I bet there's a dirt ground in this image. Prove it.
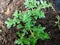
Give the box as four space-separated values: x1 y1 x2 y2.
0 0 60 45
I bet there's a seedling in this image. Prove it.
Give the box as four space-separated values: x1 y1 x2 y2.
5 0 51 45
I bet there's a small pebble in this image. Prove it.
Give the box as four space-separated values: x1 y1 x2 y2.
0 29 2 33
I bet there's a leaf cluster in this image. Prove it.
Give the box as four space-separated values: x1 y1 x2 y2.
5 0 51 45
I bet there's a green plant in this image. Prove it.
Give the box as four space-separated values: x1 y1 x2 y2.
55 15 60 30
5 0 51 45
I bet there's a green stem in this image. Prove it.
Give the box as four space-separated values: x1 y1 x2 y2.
30 30 35 38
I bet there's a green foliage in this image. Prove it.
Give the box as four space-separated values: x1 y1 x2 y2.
24 0 52 9
55 15 60 30
5 0 51 45
5 18 13 28
24 0 37 9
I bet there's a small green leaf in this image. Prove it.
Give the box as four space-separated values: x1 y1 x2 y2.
39 11 45 18
16 32 21 37
17 24 22 29
39 32 50 40
22 29 28 34
5 18 13 28
15 39 22 44
13 10 19 18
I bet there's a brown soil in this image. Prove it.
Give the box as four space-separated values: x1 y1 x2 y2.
0 0 60 45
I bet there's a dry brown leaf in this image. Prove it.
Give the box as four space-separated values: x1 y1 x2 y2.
5 8 10 15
